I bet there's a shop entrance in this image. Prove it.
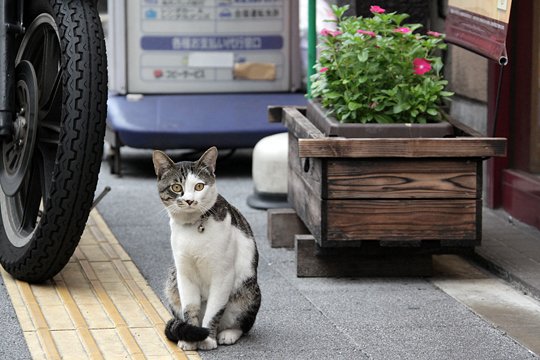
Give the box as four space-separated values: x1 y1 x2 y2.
487 0 540 229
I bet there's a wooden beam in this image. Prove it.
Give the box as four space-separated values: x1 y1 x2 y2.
281 107 325 139
267 208 309 248
326 159 479 199
267 105 307 123
298 137 507 158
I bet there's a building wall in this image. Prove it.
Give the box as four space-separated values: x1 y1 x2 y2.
531 0 540 173
448 47 489 135
430 1 490 135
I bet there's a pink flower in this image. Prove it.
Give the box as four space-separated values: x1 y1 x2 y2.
320 28 332 36
394 27 411 34
320 67 329 73
413 58 431 75
427 31 442 37
357 29 376 37
320 28 342 37
370 5 385 14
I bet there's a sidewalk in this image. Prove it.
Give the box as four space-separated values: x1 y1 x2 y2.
0 210 198 359
94 150 540 359
2 150 539 359
475 208 540 301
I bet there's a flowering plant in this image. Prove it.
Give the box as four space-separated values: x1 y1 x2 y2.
310 5 453 124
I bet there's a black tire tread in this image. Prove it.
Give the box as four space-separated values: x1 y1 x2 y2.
0 0 107 282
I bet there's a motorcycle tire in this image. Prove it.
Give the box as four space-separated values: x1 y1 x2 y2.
0 0 107 282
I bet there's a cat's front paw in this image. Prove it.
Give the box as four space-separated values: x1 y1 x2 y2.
218 329 243 345
198 337 218 351
177 340 198 351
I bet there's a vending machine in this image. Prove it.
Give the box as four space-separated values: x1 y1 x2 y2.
108 0 302 94
105 0 305 175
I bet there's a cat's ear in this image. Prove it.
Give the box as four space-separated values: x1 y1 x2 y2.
197 146 218 174
152 150 175 179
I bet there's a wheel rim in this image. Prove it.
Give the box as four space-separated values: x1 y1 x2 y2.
0 14 62 247
0 60 39 196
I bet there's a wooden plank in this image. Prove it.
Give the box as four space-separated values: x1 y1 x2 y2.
288 134 324 243
282 107 325 139
267 105 306 123
267 208 309 248
325 199 479 242
296 235 432 277
326 159 479 199
288 167 324 243
288 133 324 188
298 137 507 158
267 106 283 123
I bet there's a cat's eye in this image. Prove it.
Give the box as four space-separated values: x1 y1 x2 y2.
170 184 183 193
194 183 205 191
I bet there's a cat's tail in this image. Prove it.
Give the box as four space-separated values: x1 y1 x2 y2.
165 319 210 342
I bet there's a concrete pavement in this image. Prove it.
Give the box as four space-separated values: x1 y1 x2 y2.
0 148 539 359
95 149 538 359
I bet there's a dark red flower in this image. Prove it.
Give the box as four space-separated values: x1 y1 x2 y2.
370 5 385 14
413 58 431 75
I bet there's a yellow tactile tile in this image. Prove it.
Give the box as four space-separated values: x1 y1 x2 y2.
78 303 115 329
79 244 110 262
23 332 46 360
51 330 88 359
0 209 199 360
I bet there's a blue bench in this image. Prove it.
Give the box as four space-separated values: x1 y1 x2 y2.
106 93 307 175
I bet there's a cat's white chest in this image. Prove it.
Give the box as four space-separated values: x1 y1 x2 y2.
170 216 230 250
170 216 234 294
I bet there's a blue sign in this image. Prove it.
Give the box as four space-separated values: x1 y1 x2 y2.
141 35 283 51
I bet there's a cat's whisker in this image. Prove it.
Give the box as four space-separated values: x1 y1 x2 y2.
199 204 218 218
153 206 172 219
165 204 183 217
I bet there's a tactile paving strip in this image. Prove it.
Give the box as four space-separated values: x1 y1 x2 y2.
1 209 200 360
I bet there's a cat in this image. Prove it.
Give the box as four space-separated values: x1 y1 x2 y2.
152 147 261 351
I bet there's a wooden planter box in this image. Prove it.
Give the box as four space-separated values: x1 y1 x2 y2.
306 99 455 139
268 106 507 276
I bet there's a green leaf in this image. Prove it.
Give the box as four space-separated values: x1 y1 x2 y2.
356 76 368 84
393 103 404 114
357 49 369 62
426 108 438 116
309 4 451 123
374 114 393 123
348 102 361 111
325 92 341 99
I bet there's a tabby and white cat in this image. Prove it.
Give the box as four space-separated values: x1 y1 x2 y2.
152 147 261 351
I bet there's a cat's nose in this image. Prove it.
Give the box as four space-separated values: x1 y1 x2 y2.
186 200 194 206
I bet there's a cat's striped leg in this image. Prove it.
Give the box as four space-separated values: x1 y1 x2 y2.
198 276 234 350
176 273 206 350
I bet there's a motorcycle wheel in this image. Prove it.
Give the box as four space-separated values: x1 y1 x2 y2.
0 0 107 282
